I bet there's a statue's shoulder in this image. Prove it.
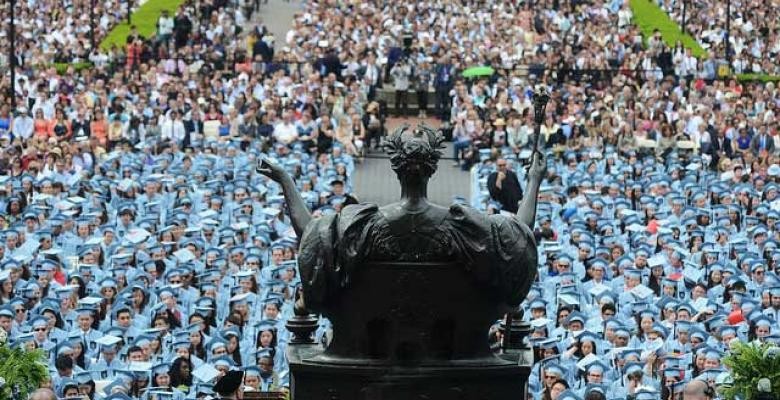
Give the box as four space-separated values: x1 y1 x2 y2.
338 203 380 223
335 203 381 233
303 203 380 243
447 203 534 236
340 202 380 217
446 202 490 223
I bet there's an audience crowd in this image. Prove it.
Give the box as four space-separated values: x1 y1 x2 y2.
0 0 778 399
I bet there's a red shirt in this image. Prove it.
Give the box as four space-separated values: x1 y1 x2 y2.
20 154 39 170
53 268 66 286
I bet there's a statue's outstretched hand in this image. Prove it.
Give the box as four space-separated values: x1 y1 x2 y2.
528 151 547 181
257 157 289 183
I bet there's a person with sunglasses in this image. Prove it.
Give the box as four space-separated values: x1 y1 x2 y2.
30 315 56 352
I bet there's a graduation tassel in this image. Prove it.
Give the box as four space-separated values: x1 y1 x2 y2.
539 366 543 388
651 360 657 381
621 365 627 389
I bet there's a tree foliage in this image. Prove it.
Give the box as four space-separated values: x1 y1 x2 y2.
722 342 780 400
0 339 49 400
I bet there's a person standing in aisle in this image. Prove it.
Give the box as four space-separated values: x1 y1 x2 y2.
391 58 412 118
413 58 433 119
434 55 454 121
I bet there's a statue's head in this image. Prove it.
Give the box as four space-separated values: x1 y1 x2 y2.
385 124 444 180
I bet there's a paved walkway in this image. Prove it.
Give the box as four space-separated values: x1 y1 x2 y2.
246 0 300 51
249 4 472 206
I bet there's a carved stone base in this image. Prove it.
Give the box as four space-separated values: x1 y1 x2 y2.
288 345 530 400
286 313 319 344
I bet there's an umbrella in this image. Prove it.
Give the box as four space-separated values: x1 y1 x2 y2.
461 66 495 78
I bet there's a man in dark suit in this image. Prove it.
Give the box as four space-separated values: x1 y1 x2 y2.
173 8 192 49
751 129 775 157
182 109 204 149
253 30 274 64
487 158 523 214
434 55 454 121
320 48 343 80
708 128 733 170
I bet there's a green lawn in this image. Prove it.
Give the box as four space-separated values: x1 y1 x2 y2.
629 0 707 58
100 0 186 50
53 62 93 74
736 73 780 82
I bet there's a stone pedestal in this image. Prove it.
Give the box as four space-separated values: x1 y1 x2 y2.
288 344 530 400
287 262 532 400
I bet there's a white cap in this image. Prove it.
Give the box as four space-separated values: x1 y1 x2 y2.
768 164 780 177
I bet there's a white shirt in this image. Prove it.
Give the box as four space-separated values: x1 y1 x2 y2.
160 118 186 142
364 63 380 86
391 63 411 91
158 16 174 36
12 115 34 139
273 122 298 144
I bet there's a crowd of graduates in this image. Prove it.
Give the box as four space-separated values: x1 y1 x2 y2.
0 100 357 398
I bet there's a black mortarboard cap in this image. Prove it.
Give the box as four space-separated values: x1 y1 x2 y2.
213 369 244 395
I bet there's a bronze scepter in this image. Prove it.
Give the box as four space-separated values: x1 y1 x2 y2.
532 88 550 156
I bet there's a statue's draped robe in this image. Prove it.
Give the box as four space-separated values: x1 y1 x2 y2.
298 203 538 312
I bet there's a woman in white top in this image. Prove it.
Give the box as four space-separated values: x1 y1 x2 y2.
335 115 358 156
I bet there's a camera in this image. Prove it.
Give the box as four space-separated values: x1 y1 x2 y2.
402 32 413 49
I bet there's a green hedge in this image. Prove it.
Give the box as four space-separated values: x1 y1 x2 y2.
100 0 187 50
629 0 707 58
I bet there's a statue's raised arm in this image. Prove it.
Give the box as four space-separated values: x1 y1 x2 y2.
516 88 550 230
517 151 546 229
257 157 312 237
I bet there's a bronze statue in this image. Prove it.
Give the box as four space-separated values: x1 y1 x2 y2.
259 125 545 313
259 104 546 399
